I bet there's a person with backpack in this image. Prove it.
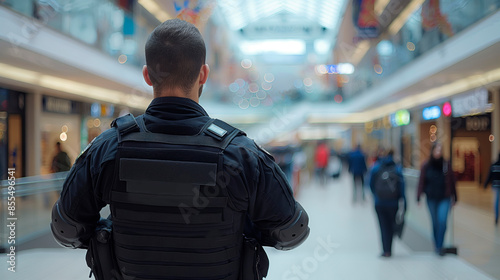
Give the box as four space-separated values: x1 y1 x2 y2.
484 152 500 225
417 142 457 256
370 149 406 257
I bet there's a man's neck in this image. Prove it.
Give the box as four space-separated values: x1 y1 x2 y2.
154 89 198 103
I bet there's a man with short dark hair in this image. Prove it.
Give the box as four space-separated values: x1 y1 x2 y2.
51 19 309 279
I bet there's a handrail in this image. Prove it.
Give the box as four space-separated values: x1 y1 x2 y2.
0 172 69 197
0 172 69 252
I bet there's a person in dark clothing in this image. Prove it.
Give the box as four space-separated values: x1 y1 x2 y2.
484 152 500 225
370 150 406 257
51 142 71 172
50 19 309 280
417 142 457 256
348 144 367 202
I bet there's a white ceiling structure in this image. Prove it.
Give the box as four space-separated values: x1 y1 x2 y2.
217 0 346 31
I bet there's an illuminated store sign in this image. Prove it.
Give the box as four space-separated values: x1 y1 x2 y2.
451 88 488 117
390 110 410 127
422 106 441 120
443 102 452 117
43 96 79 114
91 102 114 118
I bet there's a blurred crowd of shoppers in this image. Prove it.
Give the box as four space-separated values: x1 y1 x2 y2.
268 139 498 258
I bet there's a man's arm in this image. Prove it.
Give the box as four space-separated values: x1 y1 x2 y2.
246 143 310 250
51 132 114 248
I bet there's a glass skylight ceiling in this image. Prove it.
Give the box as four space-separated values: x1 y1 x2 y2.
217 0 347 30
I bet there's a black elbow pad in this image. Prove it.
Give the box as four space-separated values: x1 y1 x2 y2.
50 201 87 248
271 202 310 250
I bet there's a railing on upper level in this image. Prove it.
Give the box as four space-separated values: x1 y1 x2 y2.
344 0 500 99
0 172 68 253
0 0 157 68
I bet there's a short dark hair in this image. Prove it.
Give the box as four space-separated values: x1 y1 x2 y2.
145 19 206 95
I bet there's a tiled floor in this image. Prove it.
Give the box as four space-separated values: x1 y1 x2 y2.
265 173 497 280
0 171 498 280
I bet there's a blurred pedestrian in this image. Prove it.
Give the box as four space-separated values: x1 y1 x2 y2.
370 149 406 257
292 145 307 197
417 142 457 256
51 142 71 172
348 144 367 202
327 149 342 179
484 152 500 225
315 141 330 186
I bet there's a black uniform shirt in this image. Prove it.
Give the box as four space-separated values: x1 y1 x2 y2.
59 96 297 246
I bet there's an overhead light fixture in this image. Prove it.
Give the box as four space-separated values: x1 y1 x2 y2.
314 39 330 55
240 39 306 55
388 0 426 36
0 63 150 110
138 0 171 22
0 63 40 84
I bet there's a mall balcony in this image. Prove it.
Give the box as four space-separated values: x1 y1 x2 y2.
1 0 500 279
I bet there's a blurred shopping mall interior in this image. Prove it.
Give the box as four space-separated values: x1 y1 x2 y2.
1 0 500 279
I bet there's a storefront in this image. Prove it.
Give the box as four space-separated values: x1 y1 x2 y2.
40 95 82 175
81 102 116 150
450 88 492 186
447 88 496 212
0 88 26 179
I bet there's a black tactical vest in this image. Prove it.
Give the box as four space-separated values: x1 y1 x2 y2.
109 114 245 280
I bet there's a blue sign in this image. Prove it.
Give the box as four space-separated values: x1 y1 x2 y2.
327 65 338 74
422 106 441 120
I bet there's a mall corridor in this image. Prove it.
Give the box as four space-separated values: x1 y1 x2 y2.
2 0 500 279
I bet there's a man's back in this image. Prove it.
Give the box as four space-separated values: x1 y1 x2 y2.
52 97 309 279
51 18 309 280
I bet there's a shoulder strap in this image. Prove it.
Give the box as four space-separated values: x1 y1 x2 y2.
120 118 244 151
111 113 140 142
202 119 245 150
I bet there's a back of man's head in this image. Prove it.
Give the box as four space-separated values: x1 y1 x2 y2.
145 19 206 96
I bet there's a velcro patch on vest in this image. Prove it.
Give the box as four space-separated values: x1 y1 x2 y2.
207 124 227 138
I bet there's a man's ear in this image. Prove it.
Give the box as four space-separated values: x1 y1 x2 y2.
142 65 153 86
199 64 210 85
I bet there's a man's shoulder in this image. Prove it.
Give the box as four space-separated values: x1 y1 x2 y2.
227 133 273 160
78 128 118 162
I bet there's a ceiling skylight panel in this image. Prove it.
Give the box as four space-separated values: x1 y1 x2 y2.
260 0 282 18
318 0 344 29
284 0 303 14
305 0 317 22
247 0 259 23
217 0 247 30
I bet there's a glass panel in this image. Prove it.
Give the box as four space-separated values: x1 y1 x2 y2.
0 172 67 251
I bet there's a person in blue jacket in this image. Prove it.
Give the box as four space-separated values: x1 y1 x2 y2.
348 144 368 202
369 149 406 257
484 152 500 225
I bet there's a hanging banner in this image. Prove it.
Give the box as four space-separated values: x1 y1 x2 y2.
174 0 216 28
352 0 378 39
421 0 453 36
